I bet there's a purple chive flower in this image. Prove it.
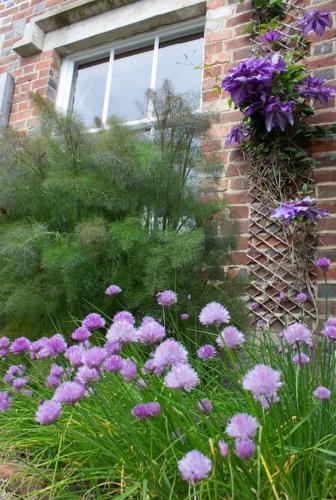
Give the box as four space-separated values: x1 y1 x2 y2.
197 399 213 414
279 291 287 302
178 450 212 483
137 320 165 345
323 318 336 340
0 337 9 357
104 340 121 354
217 326 245 349
294 292 307 303
249 302 260 312
10 336 31 354
235 439 256 460
103 354 123 372
75 366 100 385
0 391 11 412
197 344 216 360
152 339 188 371
12 376 29 391
112 311 135 325
105 284 122 296
271 197 329 225
226 413 259 440
292 352 310 365
180 313 189 321
316 257 331 272
82 347 107 368
199 302 230 326
227 124 249 145
283 322 312 346
313 386 331 400
82 313 106 330
141 316 157 326
132 402 161 420
106 320 137 344
156 290 177 307
54 381 85 404
120 359 137 382
164 364 200 392
298 9 332 37
264 96 295 132
4 364 25 383
44 334 67 357
36 400 61 425
259 30 283 43
243 364 282 405
64 345 84 367
256 319 266 329
297 76 334 105
218 440 229 457
72 326 91 342
46 375 61 388
50 364 64 378
221 56 285 105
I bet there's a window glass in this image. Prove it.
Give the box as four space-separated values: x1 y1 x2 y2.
156 34 204 109
108 46 153 121
72 58 109 128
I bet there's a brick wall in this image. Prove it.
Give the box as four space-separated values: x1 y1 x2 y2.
203 0 336 320
0 0 335 318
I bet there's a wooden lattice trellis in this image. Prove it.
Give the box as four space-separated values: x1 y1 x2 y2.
245 0 319 328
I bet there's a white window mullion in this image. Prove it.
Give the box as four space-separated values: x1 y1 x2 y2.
147 35 159 120
101 48 114 127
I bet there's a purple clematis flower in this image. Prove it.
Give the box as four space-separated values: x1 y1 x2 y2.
298 10 332 37
259 30 283 43
264 96 295 132
297 76 334 105
227 124 249 145
271 197 329 225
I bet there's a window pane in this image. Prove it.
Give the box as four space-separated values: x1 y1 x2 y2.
156 34 204 109
108 46 153 122
72 58 109 128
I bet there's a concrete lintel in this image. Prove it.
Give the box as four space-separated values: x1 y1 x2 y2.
12 23 44 57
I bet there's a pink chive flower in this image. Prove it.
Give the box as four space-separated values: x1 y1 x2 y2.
164 364 200 392
249 302 260 311
294 292 307 303
313 386 331 400
105 284 122 296
137 320 165 345
217 326 245 349
0 337 9 357
36 400 61 425
82 313 106 330
72 326 91 342
156 290 177 307
0 391 11 412
242 364 282 405
103 354 123 372
12 376 29 391
283 322 312 346
226 413 259 440
180 313 189 321
279 291 287 302
141 316 157 326
46 375 61 388
120 359 137 381
104 340 121 354
178 450 212 483
235 439 256 460
292 352 310 365
197 344 216 360
152 339 188 371
106 320 137 344
75 366 100 385
132 402 161 420
50 364 64 378
316 257 331 272
64 345 85 367
44 334 67 357
112 311 135 325
10 337 31 354
199 302 230 326
82 347 107 368
54 381 85 405
218 440 229 457
323 318 336 340
197 399 213 414
3 364 25 383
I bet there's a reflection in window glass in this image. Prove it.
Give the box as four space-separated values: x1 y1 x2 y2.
72 58 109 128
108 46 153 121
156 34 204 109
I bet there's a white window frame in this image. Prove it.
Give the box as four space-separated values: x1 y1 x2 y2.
55 17 205 131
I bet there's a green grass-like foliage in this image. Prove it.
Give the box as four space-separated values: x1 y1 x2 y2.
0 296 335 499
0 87 246 338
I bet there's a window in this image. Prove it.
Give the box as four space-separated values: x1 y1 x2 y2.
57 20 204 130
